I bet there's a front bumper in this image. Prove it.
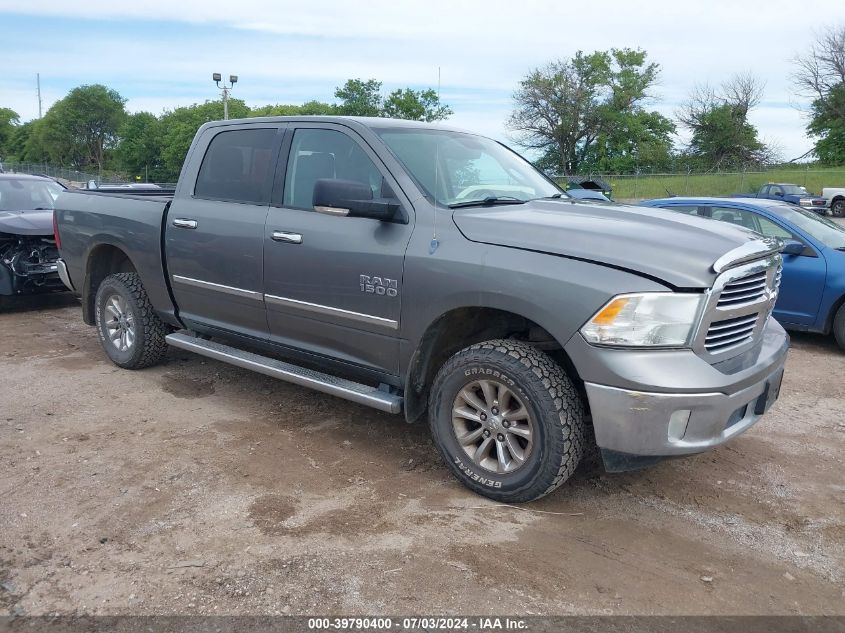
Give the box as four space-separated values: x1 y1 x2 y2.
565 318 789 467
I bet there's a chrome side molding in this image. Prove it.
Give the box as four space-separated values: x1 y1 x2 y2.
172 275 262 300
264 294 399 330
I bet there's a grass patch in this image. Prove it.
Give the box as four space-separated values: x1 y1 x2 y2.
564 167 845 200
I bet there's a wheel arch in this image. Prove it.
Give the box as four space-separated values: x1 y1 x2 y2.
81 242 138 325
823 292 845 335
402 306 584 424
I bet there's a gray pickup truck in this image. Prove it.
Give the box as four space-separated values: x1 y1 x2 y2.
54 117 789 502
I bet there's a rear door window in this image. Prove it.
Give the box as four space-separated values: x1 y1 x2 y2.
194 128 277 204
707 206 794 239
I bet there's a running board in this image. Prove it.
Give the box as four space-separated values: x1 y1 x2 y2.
165 331 403 414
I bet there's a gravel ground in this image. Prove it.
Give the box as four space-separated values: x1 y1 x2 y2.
0 293 843 616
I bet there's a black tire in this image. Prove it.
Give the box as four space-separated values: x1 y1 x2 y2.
833 303 845 351
94 272 169 369
428 339 585 502
832 199 845 218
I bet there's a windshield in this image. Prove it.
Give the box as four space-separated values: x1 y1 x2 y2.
779 185 808 196
769 204 845 249
375 128 563 206
0 178 63 211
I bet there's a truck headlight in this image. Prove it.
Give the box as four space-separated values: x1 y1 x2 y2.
581 293 704 347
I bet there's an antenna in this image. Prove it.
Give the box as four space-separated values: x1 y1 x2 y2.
36 73 42 119
429 66 441 255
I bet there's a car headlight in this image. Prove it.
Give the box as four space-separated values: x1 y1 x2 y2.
581 293 704 347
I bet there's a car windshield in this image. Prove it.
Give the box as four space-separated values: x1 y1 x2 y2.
770 204 845 249
374 128 563 206
0 178 63 211
779 185 808 196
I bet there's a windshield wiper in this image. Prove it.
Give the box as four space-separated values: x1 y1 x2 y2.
448 196 527 209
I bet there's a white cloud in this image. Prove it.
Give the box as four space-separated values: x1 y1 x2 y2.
1 0 839 158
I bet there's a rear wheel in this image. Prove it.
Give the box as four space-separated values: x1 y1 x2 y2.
833 303 845 351
94 272 169 369
428 339 585 502
832 199 845 218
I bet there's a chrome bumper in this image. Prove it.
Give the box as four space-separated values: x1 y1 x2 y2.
57 258 75 291
585 363 784 457
567 318 789 463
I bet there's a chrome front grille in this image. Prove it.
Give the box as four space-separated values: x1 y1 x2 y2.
704 314 759 352
694 254 782 361
717 270 768 307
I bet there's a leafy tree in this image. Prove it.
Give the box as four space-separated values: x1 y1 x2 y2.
508 49 672 175
335 79 383 116
0 107 20 158
794 25 845 164
808 84 845 164
39 84 127 170
334 79 451 121
156 99 249 181
677 73 773 168
115 112 164 181
382 88 453 122
581 110 675 173
250 101 336 117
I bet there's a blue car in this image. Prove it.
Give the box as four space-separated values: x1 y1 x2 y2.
641 197 845 350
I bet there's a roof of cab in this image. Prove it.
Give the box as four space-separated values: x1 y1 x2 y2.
205 115 474 135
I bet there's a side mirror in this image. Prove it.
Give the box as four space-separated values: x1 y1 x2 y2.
781 240 804 256
313 178 399 221
773 191 784 197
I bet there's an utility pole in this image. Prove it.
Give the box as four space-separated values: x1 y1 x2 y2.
212 73 238 120
36 73 42 118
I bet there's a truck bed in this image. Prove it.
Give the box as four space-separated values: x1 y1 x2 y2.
54 189 178 325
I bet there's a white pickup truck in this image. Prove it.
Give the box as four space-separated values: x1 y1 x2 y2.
822 187 845 217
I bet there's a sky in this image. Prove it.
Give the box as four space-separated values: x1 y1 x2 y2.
1 0 842 162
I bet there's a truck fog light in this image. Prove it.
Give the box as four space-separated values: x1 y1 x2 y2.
668 409 691 441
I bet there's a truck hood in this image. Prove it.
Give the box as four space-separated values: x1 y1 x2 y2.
452 199 765 288
0 208 54 236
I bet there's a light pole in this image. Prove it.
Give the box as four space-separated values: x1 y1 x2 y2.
212 73 238 120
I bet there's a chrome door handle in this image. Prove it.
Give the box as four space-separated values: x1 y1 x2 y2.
172 218 198 229
272 231 302 244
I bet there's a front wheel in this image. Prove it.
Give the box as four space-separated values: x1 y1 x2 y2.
428 339 585 502
95 272 169 369
832 199 845 218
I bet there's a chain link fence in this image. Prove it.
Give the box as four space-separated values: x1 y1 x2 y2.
557 166 845 202
0 161 134 186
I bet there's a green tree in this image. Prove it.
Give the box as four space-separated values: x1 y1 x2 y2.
581 110 675 173
508 48 671 175
0 107 20 158
808 84 845 164
39 84 127 170
156 99 250 181
382 88 452 122
678 73 772 168
794 25 845 164
335 79 383 116
116 112 163 181
249 100 336 117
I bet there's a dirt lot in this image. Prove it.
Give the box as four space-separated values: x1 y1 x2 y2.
1 294 843 617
